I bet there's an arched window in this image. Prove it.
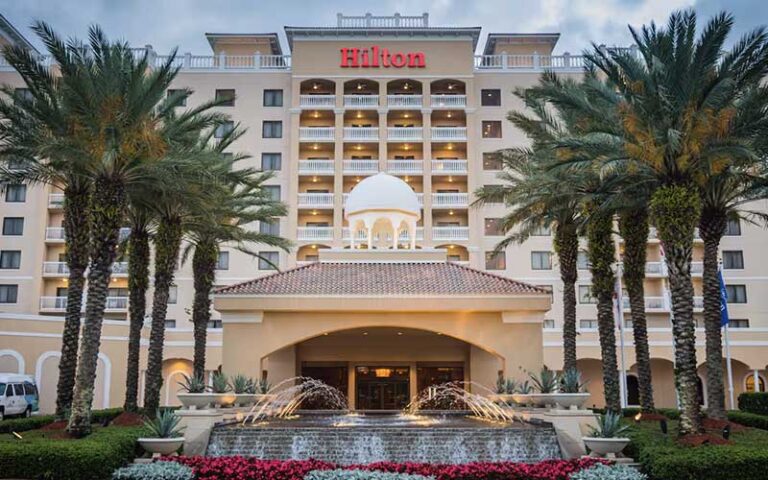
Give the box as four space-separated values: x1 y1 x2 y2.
746 374 766 393
626 374 640 406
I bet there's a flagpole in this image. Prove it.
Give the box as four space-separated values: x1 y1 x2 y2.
659 243 680 408
724 323 735 409
616 261 628 409
719 260 735 410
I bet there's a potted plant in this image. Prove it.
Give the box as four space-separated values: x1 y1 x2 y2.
138 409 185 457
231 374 256 407
582 411 631 458
528 366 560 407
511 380 534 406
176 374 215 410
212 372 236 407
253 378 272 404
553 368 591 410
490 377 517 404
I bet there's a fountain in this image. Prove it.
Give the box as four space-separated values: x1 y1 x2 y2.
206 378 562 463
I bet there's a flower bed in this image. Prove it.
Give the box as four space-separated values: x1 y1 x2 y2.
171 457 606 480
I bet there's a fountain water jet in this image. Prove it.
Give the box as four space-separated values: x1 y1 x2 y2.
244 377 348 423
405 381 515 422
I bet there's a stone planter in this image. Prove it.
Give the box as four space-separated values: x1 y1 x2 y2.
529 393 560 407
552 393 591 410
511 393 535 406
177 393 216 410
489 393 515 405
215 392 237 408
233 393 256 407
582 437 630 458
138 437 185 457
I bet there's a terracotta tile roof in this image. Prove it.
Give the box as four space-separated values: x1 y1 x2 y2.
215 262 546 296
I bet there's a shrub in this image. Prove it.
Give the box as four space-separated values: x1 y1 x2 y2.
738 392 768 415
0 407 126 434
112 461 194 480
728 410 768 430
306 470 434 480
570 464 647 480
144 409 184 438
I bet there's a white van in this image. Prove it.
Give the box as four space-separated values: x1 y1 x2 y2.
0 374 39 420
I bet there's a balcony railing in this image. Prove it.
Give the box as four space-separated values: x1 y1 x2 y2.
337 13 429 28
387 95 422 108
387 160 423 174
297 226 334 241
432 192 469 208
299 95 335 108
298 192 334 208
48 193 65 209
111 262 129 276
342 227 424 242
344 95 379 108
431 160 468 174
43 261 69 276
344 193 423 207
474 54 586 71
343 126 379 141
387 126 423 141
299 127 335 141
40 296 128 312
431 126 467 141
298 160 335 175
622 296 669 312
343 160 379 175
430 95 467 108
691 262 704 275
45 227 65 241
432 226 469 241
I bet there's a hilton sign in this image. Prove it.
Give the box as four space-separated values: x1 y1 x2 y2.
340 46 426 68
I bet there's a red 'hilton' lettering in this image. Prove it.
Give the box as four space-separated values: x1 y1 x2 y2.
341 46 426 68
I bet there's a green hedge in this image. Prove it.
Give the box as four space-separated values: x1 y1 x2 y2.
592 407 681 420
0 407 126 434
728 411 768 430
0 425 145 480
738 392 768 415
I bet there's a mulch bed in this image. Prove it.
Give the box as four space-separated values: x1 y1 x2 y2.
40 420 68 431
703 417 747 432
110 411 145 427
678 433 733 446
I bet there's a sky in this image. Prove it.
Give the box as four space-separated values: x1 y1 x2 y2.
1 0 767 55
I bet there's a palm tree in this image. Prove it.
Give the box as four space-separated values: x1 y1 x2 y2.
583 10 768 434
0 42 92 418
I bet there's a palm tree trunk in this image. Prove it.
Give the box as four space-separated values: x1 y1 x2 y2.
67 177 126 437
587 209 621 413
192 239 217 379
619 209 655 413
55 184 90 418
123 226 150 412
699 209 728 419
650 185 702 435
143 217 183 415
554 221 579 372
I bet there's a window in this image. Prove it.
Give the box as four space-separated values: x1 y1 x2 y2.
23 383 37 396
482 121 502 138
13 384 23 396
746 374 765 393
532 224 551 236
259 251 279 270
578 285 597 304
164 319 177 329
264 186 281 201
2 217 23 235
482 152 503 170
215 89 236 106
730 319 749 329
168 286 178 305
485 251 506 270
214 121 234 139
725 218 741 236
725 284 747 303
166 89 187 106
543 319 556 329
5 184 26 202
0 251 21 269
260 220 280 236
722 250 744 269
577 251 590 270
579 319 598 329
531 251 552 270
0 285 18 303
481 89 501 106
484 218 503 236
216 251 230 270
207 319 223 329
263 89 283 107
4 384 12 396
108 287 128 298
261 153 282 171
262 121 283 138
13 88 33 104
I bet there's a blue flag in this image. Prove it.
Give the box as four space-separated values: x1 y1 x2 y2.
718 269 730 327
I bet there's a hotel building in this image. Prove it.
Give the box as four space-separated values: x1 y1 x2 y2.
0 13 766 413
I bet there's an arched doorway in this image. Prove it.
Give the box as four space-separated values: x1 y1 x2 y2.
626 374 640 406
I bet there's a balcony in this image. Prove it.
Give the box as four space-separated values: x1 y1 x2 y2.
387 95 422 108
431 160 468 175
48 193 65 209
622 296 669 312
40 296 128 312
430 95 467 108
298 192 334 208
432 192 469 208
344 193 423 207
119 227 131 241
342 227 424 242
431 126 467 141
474 54 585 71
344 95 378 108
297 226 334 242
343 126 379 141
299 127 335 142
42 261 69 277
387 160 423 174
387 126 423 141
691 262 704 276
343 160 379 175
111 262 129 276
45 227 65 242
432 226 469 241
299 95 335 108
299 160 335 175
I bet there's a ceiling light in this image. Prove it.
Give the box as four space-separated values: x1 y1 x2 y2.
397 332 403 336
363 331 369 335
357 83 363 90
449 210 454 215
312 83 319 90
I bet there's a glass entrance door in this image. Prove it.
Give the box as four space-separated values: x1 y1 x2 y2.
355 366 409 410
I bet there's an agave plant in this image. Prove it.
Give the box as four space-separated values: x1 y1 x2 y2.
256 378 271 395
516 380 533 394
496 376 506 394
529 366 559 394
560 368 588 394
177 374 207 394
144 409 184 438
210 372 231 394
504 379 518 394
231 374 255 395
588 412 630 438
